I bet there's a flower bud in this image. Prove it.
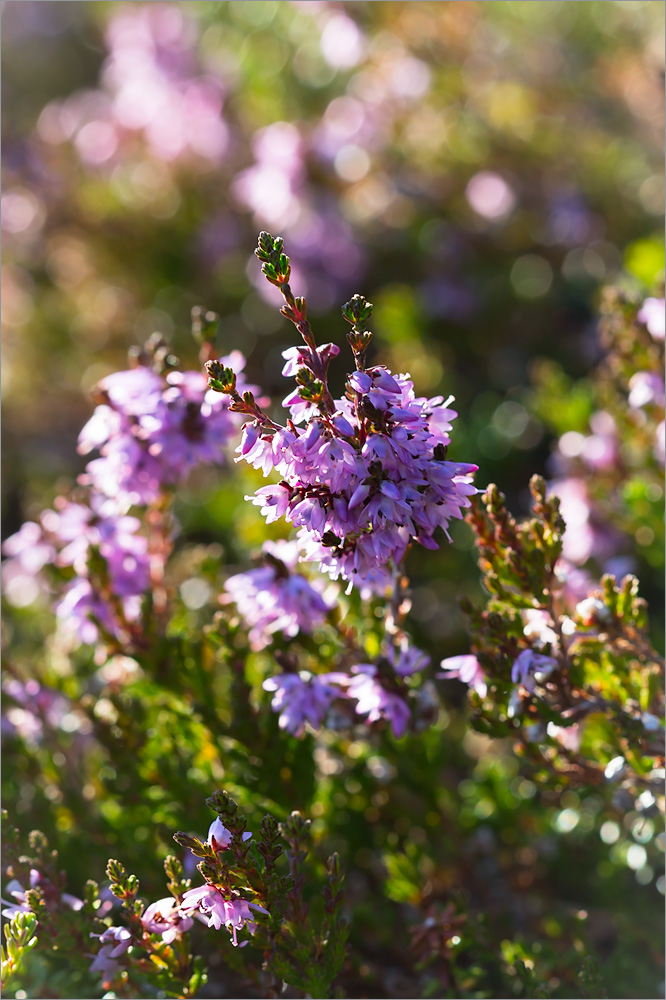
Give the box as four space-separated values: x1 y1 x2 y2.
207 817 233 854
205 361 236 394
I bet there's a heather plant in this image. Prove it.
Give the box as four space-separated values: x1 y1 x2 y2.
2 230 664 999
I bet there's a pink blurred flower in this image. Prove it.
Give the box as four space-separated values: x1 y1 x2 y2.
438 655 487 697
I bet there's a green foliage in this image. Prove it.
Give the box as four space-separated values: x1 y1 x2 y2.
2 911 38 992
463 477 664 792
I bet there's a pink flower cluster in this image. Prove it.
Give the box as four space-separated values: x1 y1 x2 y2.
238 355 477 596
3 495 150 645
224 540 333 650
89 817 265 981
79 352 255 511
262 637 430 739
162 818 264 949
3 351 254 646
179 886 268 947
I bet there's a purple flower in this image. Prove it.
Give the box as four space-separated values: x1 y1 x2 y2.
385 637 430 677
2 520 58 608
345 665 411 738
549 478 618 566
52 3 228 169
575 597 611 627
179 885 268 947
4 484 155 648
1 870 82 918
2 679 85 748
89 925 132 980
224 540 332 649
78 354 257 510
232 355 477 595
55 578 128 647
521 610 559 648
2 521 55 576
263 671 347 737
1 870 40 918
141 897 193 944
438 655 487 698
511 649 558 692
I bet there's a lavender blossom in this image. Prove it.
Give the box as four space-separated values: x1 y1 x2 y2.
23 495 153 646
141 897 193 944
232 364 477 595
1 521 55 577
344 665 411 738
438 655 488 698
224 540 332 649
549 478 618 566
1 870 83 920
89 925 132 980
42 4 228 169
79 353 257 510
263 671 347 737
1 520 57 608
1 870 40 918
511 650 558 693
179 884 268 947
628 371 665 410
207 816 233 853
385 636 430 677
2 678 86 748
520 610 559 649
575 597 611 627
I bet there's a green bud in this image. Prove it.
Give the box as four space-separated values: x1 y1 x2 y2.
255 232 291 284
205 361 236 394
106 858 126 883
342 293 374 327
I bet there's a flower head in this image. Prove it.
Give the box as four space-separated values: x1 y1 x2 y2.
179 884 268 947
79 354 257 510
385 636 430 677
637 297 665 341
89 925 132 980
141 897 193 944
438 655 487 698
511 649 558 692
344 665 411 738
233 372 476 595
263 670 347 737
224 540 332 649
1 870 83 920
207 817 233 853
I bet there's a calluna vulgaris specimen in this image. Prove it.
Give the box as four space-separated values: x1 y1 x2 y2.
2 235 664 999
